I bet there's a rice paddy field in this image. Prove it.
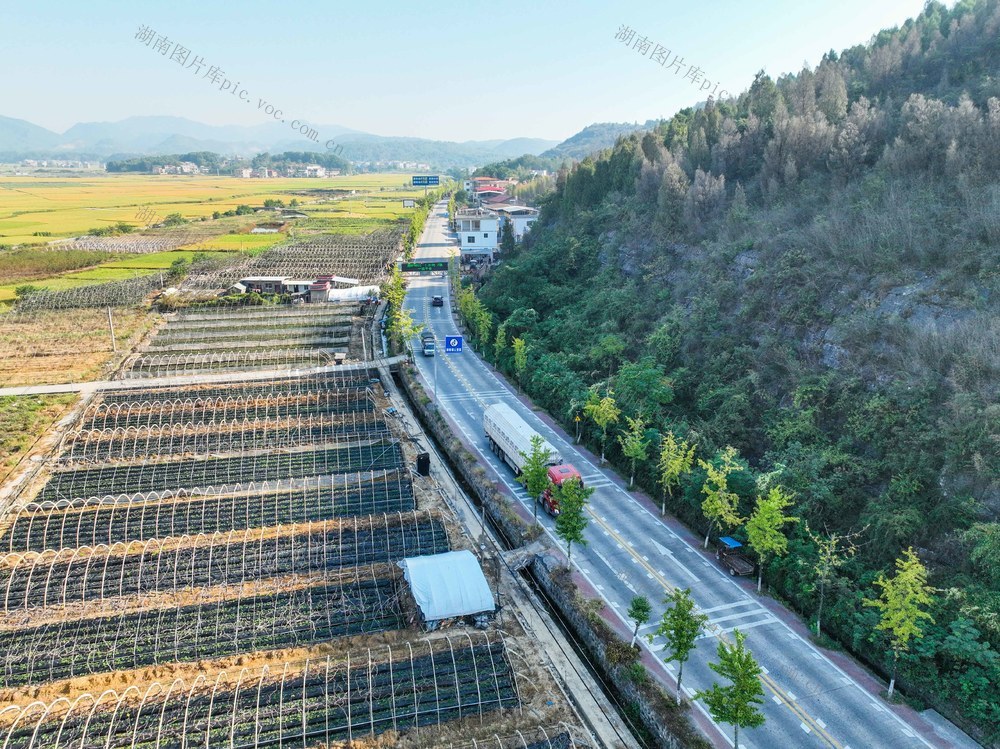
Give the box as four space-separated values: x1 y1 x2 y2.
0 173 421 246
0 173 428 303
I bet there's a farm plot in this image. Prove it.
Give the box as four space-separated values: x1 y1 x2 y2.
0 572 403 687
3 469 415 552
35 440 404 502
80 388 374 430
123 348 343 378
93 371 370 404
0 307 154 388
181 229 402 290
0 512 448 608
60 412 389 464
0 636 518 748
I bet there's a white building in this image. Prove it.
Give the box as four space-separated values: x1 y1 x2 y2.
493 205 540 240
455 207 499 258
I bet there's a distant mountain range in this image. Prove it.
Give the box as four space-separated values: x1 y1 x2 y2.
0 114 654 168
0 115 562 168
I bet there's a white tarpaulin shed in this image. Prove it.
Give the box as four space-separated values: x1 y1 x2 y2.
399 550 495 621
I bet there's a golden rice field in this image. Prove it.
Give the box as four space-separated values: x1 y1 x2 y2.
0 173 423 246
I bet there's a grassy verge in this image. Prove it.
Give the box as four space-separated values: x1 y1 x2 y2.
0 394 77 480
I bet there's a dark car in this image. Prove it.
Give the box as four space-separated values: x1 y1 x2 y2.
431 295 444 307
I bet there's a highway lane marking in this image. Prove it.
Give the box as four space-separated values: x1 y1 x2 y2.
708 609 771 625
586 510 843 749
701 600 758 614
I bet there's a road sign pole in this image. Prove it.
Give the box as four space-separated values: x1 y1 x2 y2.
433 346 437 400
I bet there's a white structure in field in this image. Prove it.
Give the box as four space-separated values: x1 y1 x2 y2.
454 207 499 258
493 204 539 240
399 550 495 629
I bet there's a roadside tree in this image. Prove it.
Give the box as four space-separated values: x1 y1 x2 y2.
657 431 696 515
651 587 708 705
583 389 620 464
518 434 553 525
699 446 743 548
627 595 652 647
694 630 766 748
617 414 649 488
864 547 935 700
554 477 593 562
746 486 798 594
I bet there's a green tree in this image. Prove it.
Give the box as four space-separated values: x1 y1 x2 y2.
493 324 508 364
553 477 593 562
694 630 766 748
657 431 696 516
746 486 798 594
698 446 743 548
808 525 863 637
583 390 620 464
864 547 935 700
512 337 528 390
651 588 708 705
627 595 652 647
518 434 553 525
617 414 649 488
474 305 493 353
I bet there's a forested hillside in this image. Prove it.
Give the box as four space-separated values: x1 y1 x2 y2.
472 0 1000 740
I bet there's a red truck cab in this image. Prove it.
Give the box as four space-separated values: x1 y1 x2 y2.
540 464 583 516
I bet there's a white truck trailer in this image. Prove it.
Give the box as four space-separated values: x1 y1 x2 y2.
483 403 561 475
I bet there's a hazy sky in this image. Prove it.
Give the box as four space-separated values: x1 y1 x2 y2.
3 0 933 142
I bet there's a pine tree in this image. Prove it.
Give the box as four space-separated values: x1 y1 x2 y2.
864 547 935 700
695 630 766 747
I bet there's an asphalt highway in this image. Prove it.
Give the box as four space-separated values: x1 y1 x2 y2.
403 201 959 749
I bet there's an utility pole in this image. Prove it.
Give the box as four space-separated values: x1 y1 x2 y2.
433 344 438 400
107 306 117 352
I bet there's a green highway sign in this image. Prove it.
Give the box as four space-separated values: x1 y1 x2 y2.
400 261 449 272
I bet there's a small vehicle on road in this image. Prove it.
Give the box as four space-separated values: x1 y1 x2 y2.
420 330 435 356
432 295 444 307
716 537 756 576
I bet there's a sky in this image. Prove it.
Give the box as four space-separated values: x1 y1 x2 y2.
2 0 935 143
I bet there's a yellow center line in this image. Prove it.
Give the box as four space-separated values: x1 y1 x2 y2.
587 510 843 749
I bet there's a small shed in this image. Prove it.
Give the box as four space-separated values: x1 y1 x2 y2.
399 550 496 630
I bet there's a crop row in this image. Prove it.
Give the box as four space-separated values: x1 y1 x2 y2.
124 349 340 378
0 640 516 749
38 441 404 502
6 469 415 552
0 513 447 608
0 577 402 687
153 321 353 339
142 335 351 355
169 304 358 323
94 375 371 405
62 413 388 464
82 390 375 429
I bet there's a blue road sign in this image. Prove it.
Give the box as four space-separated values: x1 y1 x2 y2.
444 335 463 353
412 175 440 186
